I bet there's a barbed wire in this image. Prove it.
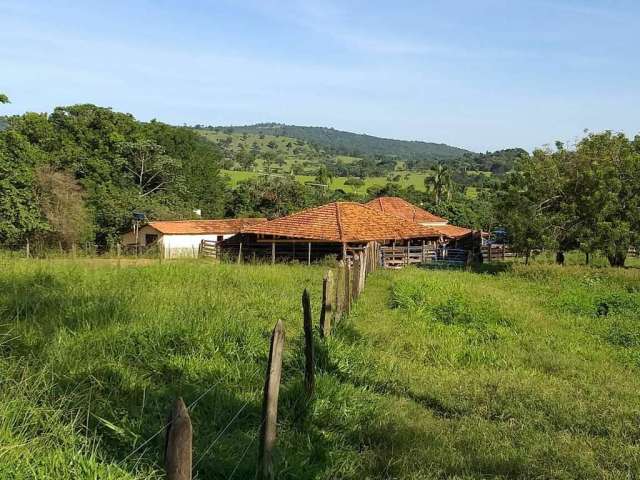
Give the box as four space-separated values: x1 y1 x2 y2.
192 367 262 471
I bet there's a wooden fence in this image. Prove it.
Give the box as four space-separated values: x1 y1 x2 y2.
157 242 379 479
380 243 435 268
481 244 516 262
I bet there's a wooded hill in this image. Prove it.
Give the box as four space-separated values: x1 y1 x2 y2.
197 123 471 162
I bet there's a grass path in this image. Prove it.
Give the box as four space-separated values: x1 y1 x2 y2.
333 266 640 478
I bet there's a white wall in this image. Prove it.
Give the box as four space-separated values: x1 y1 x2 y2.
161 234 235 258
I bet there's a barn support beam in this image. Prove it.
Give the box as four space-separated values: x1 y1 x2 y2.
307 242 311 266
272 241 276 265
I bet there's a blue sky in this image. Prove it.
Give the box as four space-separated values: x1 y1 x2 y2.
1 0 638 152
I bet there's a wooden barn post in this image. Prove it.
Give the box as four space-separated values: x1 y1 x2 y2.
307 242 311 266
257 320 285 480
351 253 359 300
335 261 344 322
320 270 333 337
271 241 276 265
344 259 351 315
302 289 315 397
237 242 243 264
164 397 192 480
406 240 410 266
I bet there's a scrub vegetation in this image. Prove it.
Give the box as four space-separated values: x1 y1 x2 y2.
2 256 639 479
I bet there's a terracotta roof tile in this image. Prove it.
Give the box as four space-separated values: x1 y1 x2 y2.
431 224 473 238
365 197 447 224
148 218 266 235
243 202 443 242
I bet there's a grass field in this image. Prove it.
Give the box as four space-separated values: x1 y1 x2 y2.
2 257 640 478
221 169 435 193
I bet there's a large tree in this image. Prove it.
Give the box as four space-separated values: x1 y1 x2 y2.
425 163 453 205
497 131 640 266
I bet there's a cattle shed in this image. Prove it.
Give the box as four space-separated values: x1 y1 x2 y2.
220 201 444 264
120 218 266 258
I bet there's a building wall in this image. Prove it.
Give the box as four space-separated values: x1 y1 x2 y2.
120 225 161 246
120 226 234 258
160 234 234 258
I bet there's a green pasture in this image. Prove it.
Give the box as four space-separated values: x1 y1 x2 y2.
2 257 639 478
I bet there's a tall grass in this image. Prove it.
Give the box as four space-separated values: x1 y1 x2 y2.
1 257 639 478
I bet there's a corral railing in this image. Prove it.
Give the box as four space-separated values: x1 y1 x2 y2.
381 244 435 268
481 243 516 262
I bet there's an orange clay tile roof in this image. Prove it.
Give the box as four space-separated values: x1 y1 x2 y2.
365 197 447 224
242 202 444 242
432 224 473 238
148 218 266 235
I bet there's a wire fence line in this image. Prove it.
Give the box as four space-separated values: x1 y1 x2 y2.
121 255 376 479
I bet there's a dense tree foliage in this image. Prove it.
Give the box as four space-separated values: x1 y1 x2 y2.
497 132 640 266
0 104 225 248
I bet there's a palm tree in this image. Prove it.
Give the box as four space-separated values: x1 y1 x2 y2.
0 93 9 104
424 163 452 205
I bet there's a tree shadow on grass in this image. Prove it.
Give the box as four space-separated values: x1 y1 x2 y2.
470 262 513 275
0 272 132 358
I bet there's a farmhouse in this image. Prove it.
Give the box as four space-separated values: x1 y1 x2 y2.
120 218 266 258
220 201 445 264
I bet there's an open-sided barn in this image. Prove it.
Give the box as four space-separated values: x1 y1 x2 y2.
220 202 445 264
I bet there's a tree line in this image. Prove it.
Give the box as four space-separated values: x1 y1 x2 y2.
2 99 639 266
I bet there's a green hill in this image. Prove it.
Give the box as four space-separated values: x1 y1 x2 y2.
201 123 472 162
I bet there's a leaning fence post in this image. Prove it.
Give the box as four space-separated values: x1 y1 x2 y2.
320 270 333 337
257 320 285 480
302 289 315 397
165 397 192 480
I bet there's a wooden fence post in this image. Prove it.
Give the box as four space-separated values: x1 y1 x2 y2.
165 397 192 480
320 270 333 337
302 289 315 397
257 320 285 480
25 238 30 259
